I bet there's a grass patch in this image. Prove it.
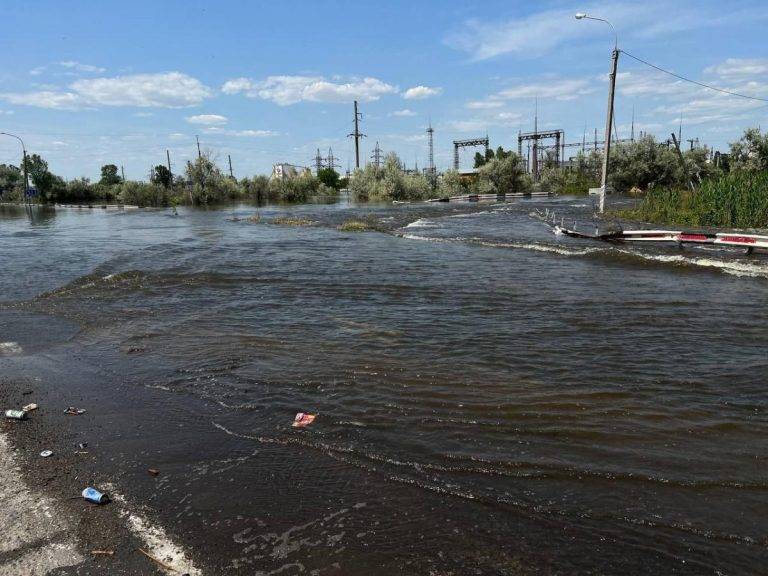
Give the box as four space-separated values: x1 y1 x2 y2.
338 219 375 232
614 171 768 229
271 216 314 226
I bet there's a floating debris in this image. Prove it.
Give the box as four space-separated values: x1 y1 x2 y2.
147 468 160 477
40 450 53 458
4 409 27 420
91 550 114 556
292 412 316 428
64 407 87 416
22 403 38 412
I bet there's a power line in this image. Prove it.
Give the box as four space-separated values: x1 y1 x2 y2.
620 50 768 103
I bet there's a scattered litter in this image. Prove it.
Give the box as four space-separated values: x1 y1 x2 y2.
91 549 114 556
22 403 38 412
138 547 177 572
74 450 89 455
22 390 33 395
64 407 86 415
40 450 53 458
148 468 160 476
4 409 28 420
77 442 88 449
82 487 110 504
292 412 316 428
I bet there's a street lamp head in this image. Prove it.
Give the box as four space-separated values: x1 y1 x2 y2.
575 12 587 19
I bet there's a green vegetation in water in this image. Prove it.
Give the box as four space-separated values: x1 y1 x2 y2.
338 219 373 232
611 129 768 228
270 216 314 226
615 171 768 228
348 148 531 202
0 152 342 207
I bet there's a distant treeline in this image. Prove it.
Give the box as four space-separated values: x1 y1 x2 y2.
0 153 346 207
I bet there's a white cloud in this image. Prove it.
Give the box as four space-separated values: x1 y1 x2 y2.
445 3 768 61
133 111 154 117
705 58 768 79
465 100 504 110
1 90 82 110
402 85 441 100
0 109 14 115
497 78 595 101
1 72 212 109
203 127 278 137
169 133 187 140
221 77 253 94
444 110 522 133
186 113 228 126
221 75 397 105
29 66 46 76
391 109 417 117
59 61 106 73
72 72 211 107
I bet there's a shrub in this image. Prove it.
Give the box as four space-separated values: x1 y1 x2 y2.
476 153 530 194
117 181 168 207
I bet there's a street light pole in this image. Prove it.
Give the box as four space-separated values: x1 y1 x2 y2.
0 132 29 204
575 13 619 214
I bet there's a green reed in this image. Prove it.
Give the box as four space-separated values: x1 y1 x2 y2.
618 171 768 229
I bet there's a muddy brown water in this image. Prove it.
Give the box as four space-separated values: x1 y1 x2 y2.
1 199 767 575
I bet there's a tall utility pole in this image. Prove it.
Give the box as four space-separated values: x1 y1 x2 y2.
196 135 202 159
630 106 635 142
348 100 366 169
314 148 324 173
426 121 436 188
370 141 383 170
576 12 619 213
228 154 234 178
599 46 619 213
121 165 126 182
166 150 173 186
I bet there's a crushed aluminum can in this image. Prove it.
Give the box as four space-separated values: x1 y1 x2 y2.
82 487 109 504
40 450 53 458
22 403 38 412
4 409 28 420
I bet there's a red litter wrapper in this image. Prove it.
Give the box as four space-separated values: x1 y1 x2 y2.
292 412 316 428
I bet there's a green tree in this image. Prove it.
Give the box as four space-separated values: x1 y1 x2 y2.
317 167 341 189
476 153 530 194
608 135 682 192
473 152 486 168
439 169 466 196
0 164 21 198
729 128 768 173
495 146 512 160
20 154 62 201
99 164 121 186
151 164 173 188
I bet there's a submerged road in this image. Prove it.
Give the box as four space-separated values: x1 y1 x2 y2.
1 198 767 575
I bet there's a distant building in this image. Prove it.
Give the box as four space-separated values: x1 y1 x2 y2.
271 163 311 180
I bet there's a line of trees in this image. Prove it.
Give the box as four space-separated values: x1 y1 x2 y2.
616 128 768 227
0 152 345 207
348 146 530 202
536 128 768 196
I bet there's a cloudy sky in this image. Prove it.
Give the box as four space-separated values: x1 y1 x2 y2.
1 0 767 179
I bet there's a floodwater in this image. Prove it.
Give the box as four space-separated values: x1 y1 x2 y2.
2 198 768 575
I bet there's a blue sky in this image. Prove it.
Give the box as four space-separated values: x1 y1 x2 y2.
1 0 767 179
